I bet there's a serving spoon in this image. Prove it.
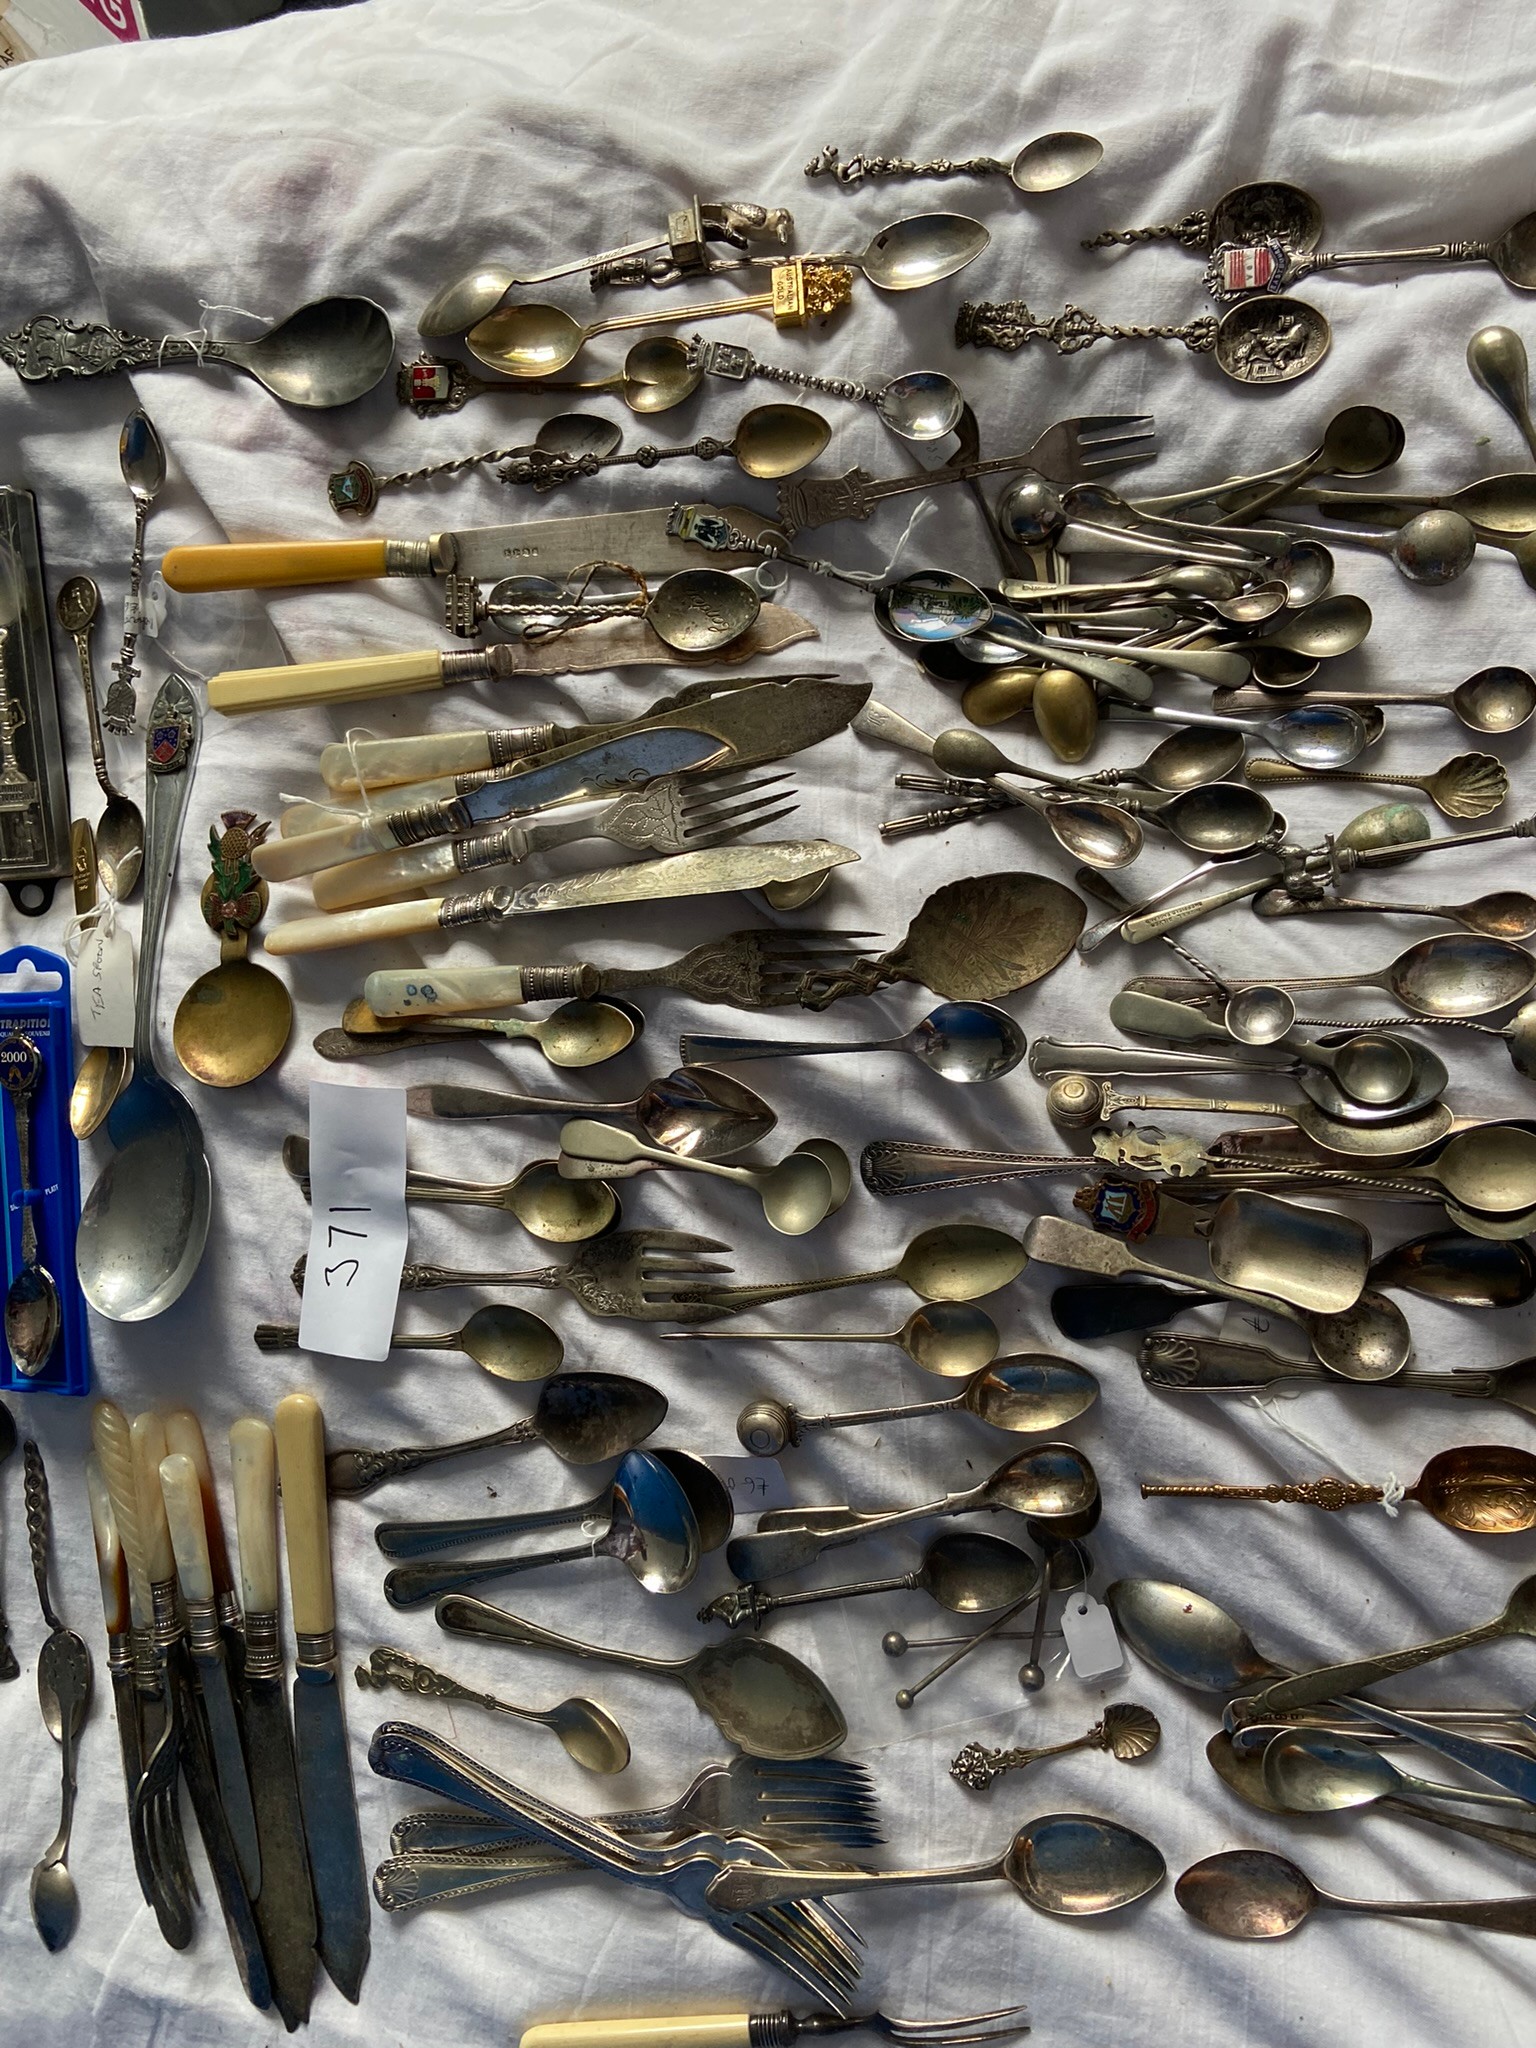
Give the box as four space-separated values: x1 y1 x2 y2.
735 1352 1101 1455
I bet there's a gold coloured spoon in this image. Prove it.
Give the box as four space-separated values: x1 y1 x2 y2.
173 813 293 1088
467 263 856 378
678 1222 1027 1311
1245 751 1508 821
255 1301 564 1378
337 996 638 1067
355 1646 629 1773
282 1133 616 1243
1143 1444 1536 1534
66 838 132 1140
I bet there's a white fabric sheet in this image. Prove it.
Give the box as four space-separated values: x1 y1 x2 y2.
3 2 1536 2040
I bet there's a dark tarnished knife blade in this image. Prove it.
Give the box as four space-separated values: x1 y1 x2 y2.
243 1674 317 2031
293 1669 370 2004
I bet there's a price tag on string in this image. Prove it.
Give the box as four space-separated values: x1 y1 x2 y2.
704 1457 794 1514
75 916 135 1047
1060 1591 1124 1679
297 1080 408 1361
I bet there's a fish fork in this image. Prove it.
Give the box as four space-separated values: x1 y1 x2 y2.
393 1754 882 1854
369 1722 863 2009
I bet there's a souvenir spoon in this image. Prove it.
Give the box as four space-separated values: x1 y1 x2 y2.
284 1134 617 1243
707 1812 1165 1918
172 812 292 1088
1082 179 1326 256
725 1444 1100 1584
806 212 991 289
1023 1215 1411 1379
436 1595 847 1758
682 341 966 439
1197 208 1536 302
883 569 997 643
354 1646 629 1773
1104 699 1369 769
2 1036 62 1376
806 132 1103 194
1143 1444 1536 1535
1212 664 1536 736
680 1222 1026 1312
0 1402 16 1680
54 578 143 898
951 1703 1162 1792
1245 750 1508 821
673 1301 1001 1379
679 1000 1027 1082
406 337 707 413
383 1450 701 1607
471 563 760 653
956 294 1333 387
255 1301 564 1379
701 1530 1039 1632
466 263 855 378
0 294 393 406
1468 325 1536 460
65 834 131 1139
1177 1847 1536 1941
1369 1230 1536 1308
1266 1730 1536 1818
559 1120 838 1235
328 412 625 513
502 403 830 489
1258 886 1536 941
735 1353 1100 1455
105 408 165 733
326 1372 668 1497
335 996 638 1067
1313 472 1536 535
405 1067 775 1161
76 676 211 1322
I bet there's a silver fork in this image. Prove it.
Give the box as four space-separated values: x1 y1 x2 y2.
1019 413 1158 485
393 1754 882 1853
369 1722 863 2009
525 769 799 859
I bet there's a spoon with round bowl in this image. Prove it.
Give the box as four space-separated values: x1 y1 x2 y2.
1468 325 1536 460
1263 509 1477 584
678 999 1027 1083
1266 1728 1536 1819
558 1119 838 1235
283 1132 617 1242
344 993 639 1067
927 729 1145 868
1142 1443 1536 1535
134 295 394 407
698 1528 1040 1633
1105 698 1369 768
1221 986 1419 1106
1132 405 1407 522
354 1645 630 1774
2 1036 62 1377
736 1352 1100 1455
255 1301 565 1378
824 129 1101 194
675 1300 1001 1379
1259 885 1536 942
1212 663 1536 737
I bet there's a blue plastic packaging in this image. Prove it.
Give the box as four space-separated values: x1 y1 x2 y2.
0 944 90 1395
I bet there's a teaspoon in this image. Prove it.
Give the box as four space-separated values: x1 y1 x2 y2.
355 1646 629 1773
283 1133 617 1243
54 578 143 898
1143 1443 1536 1534
699 1529 1039 1631
255 1302 564 1379
1104 698 1369 769
675 1300 1001 1378
1263 510 1477 584
679 1000 1028 1083
1258 886 1536 941
1211 663 1536 736
1267 1729 1536 1817
735 1352 1100 1454
1244 749 1508 820
405 1067 776 1160
559 1121 839 1236
1313 471 1536 535
926 731 1145 868
338 994 639 1067
1178 1847 1536 1942
2 1036 62 1376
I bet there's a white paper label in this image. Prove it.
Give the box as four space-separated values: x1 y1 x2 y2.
75 917 135 1046
1060 1591 1124 1679
297 1080 408 1361
704 1457 794 1514
1219 1300 1285 1347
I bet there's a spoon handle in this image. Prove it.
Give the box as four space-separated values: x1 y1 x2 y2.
375 1490 587 1559
860 1142 1084 1195
325 1421 540 1498
1326 1889 1536 1935
950 1726 1097 1789
23 1441 62 1632
1120 873 1280 942
354 1645 531 1719
1140 1476 1384 1508
1244 1615 1513 1721
437 1594 677 1675
673 1265 894 1310
678 1032 896 1062
133 676 199 1064
385 1540 598 1608
1382 1793 1536 1866
1331 1695 1536 1806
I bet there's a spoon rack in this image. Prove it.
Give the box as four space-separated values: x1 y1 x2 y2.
0 947 89 1395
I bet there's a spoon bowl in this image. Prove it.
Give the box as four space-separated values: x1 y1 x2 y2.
1370 1230 1536 1308
877 370 965 441
733 404 832 479
68 1047 131 1140
760 1150 839 1235
644 569 761 654
174 955 293 1088
420 265 520 339
544 1697 632 1774
1106 1578 1283 1693
224 296 394 408
1005 1813 1166 1916
885 569 994 642
460 1304 567 1382
1011 131 1105 193
919 1530 1040 1613
78 1070 212 1321
1176 1849 1318 1940
856 212 991 289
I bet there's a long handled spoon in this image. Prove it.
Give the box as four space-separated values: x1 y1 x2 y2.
1245 750 1508 820
671 1301 1000 1377
700 1530 1039 1632
1143 1443 1536 1534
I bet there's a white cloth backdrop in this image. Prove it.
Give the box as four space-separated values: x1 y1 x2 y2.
3 2 1536 2040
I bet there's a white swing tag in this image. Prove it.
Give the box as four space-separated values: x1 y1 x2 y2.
75 918 136 1046
1060 1591 1124 1679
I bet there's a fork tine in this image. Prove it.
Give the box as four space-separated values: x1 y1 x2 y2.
687 794 801 836
877 2005 1033 2044
684 780 797 823
688 805 801 849
761 1902 864 1985
680 771 793 812
1066 412 1157 436
726 1912 856 2013
631 1232 733 1253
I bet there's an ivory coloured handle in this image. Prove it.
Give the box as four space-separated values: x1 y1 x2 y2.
92 1402 151 1619
522 2022 755 2048
131 1411 176 1588
363 966 531 1016
275 1393 334 1640
255 813 400 883
209 649 449 715
159 1452 215 1606
266 897 446 956
163 1410 233 1599
321 730 497 791
85 1454 128 1637
162 539 393 592
230 1417 280 1618
310 839 464 913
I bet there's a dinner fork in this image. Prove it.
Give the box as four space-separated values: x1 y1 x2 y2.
369 1722 863 2010
393 1755 883 1854
1019 413 1159 486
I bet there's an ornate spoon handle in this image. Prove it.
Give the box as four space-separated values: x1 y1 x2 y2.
1141 1476 1385 1508
950 1722 1105 1789
24 1440 62 1632
324 1420 539 1498
803 144 1007 186
0 314 232 384
956 299 1218 357
1082 211 1213 251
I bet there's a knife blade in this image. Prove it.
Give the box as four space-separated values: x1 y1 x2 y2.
159 1453 262 1897
275 1394 370 2005
160 500 782 594
84 1456 158 1913
231 1417 318 2034
265 839 860 957
255 725 729 886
